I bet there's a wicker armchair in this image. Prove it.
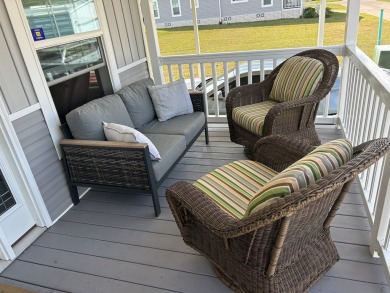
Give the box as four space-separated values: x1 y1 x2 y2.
226 49 339 157
166 136 390 293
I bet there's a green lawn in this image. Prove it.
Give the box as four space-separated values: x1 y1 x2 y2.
379 0 390 2
157 9 390 78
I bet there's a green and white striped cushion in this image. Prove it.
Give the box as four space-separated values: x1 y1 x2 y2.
246 139 353 216
232 100 279 136
270 56 324 103
193 160 278 219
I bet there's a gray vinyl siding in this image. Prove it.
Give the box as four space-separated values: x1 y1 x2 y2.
119 62 149 87
221 0 282 17
12 110 72 221
0 0 38 114
157 0 220 23
102 0 147 69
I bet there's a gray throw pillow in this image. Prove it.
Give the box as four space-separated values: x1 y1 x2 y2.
148 79 194 122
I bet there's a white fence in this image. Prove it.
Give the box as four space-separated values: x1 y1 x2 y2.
160 45 343 122
339 45 390 282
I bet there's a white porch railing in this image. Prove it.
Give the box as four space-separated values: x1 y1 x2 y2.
160 45 343 123
160 44 390 284
338 45 390 282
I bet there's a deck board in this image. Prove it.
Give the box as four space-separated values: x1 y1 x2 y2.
1 126 388 293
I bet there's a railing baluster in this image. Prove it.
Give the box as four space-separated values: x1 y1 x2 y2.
344 62 356 135
224 62 229 98
323 93 330 118
351 73 365 146
260 59 265 82
189 63 195 90
178 64 184 79
200 63 209 117
212 62 219 117
235 61 240 87
248 60 253 85
168 64 174 83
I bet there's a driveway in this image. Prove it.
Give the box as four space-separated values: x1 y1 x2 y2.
339 0 390 20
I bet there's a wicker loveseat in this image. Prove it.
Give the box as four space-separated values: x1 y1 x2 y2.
226 49 339 157
60 78 208 217
166 135 390 293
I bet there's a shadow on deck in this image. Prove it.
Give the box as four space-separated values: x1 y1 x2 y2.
0 126 388 293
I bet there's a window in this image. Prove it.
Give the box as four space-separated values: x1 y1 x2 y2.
283 0 300 9
171 0 181 16
262 0 273 7
152 0 160 18
190 0 199 8
231 0 248 3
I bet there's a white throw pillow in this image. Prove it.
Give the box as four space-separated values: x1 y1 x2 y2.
148 79 194 122
103 122 161 161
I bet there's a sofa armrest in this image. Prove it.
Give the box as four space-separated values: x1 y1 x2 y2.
60 139 155 190
253 135 315 172
189 90 205 112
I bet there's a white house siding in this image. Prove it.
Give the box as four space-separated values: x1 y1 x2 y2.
12 111 72 221
155 0 301 28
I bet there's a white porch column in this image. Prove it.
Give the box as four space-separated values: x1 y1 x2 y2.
139 0 164 85
338 0 360 122
191 0 201 55
317 0 326 46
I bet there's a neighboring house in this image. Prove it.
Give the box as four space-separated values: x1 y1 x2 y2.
152 0 303 28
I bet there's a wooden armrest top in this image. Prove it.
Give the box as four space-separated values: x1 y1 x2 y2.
60 139 148 149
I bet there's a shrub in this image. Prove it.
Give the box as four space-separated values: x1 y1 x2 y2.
325 7 333 18
303 7 317 18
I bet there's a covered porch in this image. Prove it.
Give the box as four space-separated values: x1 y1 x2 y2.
0 0 389 292
0 127 388 292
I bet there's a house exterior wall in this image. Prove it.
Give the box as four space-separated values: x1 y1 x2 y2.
155 0 301 28
12 111 72 221
0 0 38 114
102 0 150 87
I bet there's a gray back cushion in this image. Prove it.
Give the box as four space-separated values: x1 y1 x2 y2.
66 94 134 140
117 78 156 129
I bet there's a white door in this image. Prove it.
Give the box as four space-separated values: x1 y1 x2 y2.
0 143 35 249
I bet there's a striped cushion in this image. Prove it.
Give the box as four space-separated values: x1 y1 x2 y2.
193 160 278 219
246 139 353 216
232 100 279 136
270 56 324 103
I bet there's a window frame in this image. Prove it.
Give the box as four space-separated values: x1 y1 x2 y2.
231 0 248 3
262 0 273 7
170 0 182 17
152 0 160 19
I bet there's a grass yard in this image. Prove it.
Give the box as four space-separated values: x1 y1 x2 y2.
157 9 390 79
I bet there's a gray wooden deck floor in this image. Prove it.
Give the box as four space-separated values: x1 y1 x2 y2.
0 127 389 293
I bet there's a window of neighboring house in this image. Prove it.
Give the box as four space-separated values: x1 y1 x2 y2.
152 0 160 18
262 0 273 7
171 0 181 16
231 0 248 3
190 0 199 8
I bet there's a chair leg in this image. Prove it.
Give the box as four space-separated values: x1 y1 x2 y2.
205 126 210 145
69 185 80 205
151 184 161 217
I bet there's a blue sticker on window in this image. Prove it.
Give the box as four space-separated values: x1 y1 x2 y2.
31 28 46 41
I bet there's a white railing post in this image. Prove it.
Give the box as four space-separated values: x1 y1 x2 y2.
370 153 390 256
139 0 164 85
338 0 360 125
317 0 326 47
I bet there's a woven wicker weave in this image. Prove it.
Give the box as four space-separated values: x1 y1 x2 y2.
61 92 208 217
226 49 339 157
166 136 390 293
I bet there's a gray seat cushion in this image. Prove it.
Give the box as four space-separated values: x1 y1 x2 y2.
66 94 134 140
117 78 156 129
141 112 205 145
145 134 186 182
